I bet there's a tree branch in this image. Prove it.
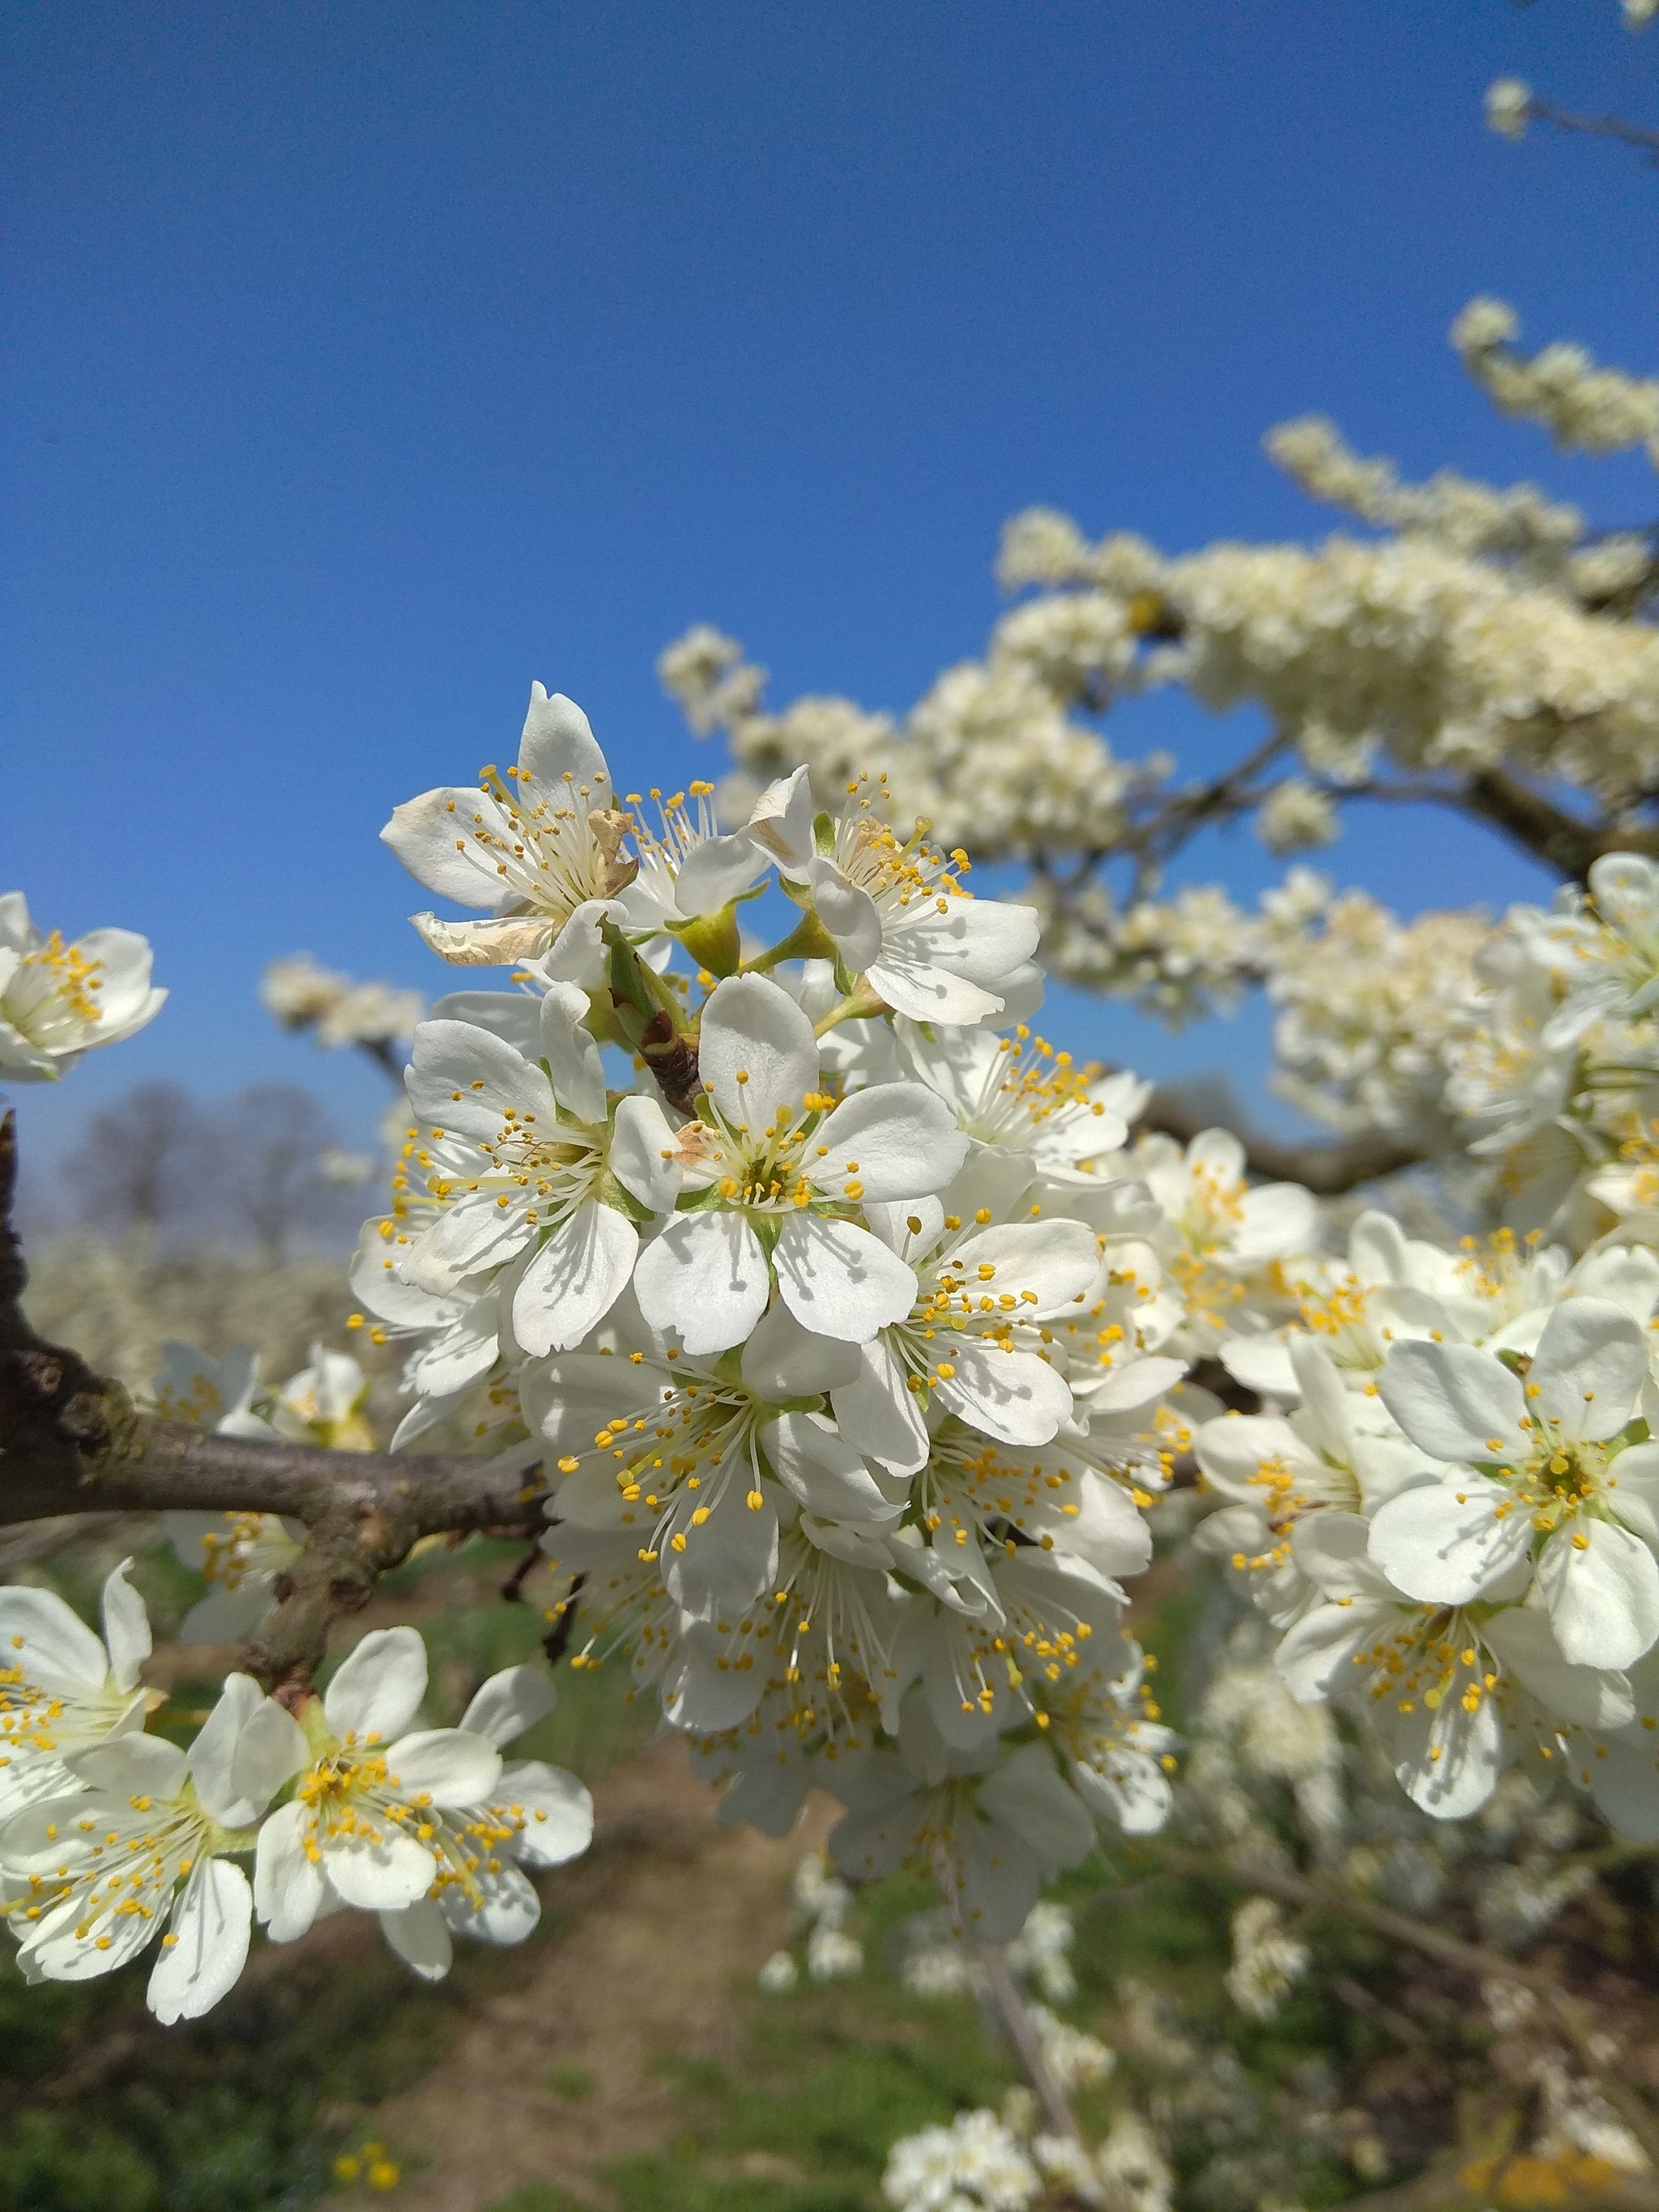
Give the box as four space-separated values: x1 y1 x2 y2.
0 1111 544 1695
1137 1093 1422 1195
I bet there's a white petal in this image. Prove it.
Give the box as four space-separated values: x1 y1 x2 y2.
1537 1519 1659 1670
830 1337 931 1474
1587 1732 1659 1843
1609 1443 1659 1546
64 1732 188 1798
538 981 608 1124
406 1018 559 1139
429 989 543 1057
148 1859 252 2023
324 1826 438 1912
1059 1471 1153 1581
186 1674 267 1828
1377 1339 1528 1464
946 1220 1098 1317
697 973 817 1128
633 1211 770 1355
1390 1677 1507 1820
442 1861 543 1947
461 1665 557 1749
0 1586 110 1694
866 954 1004 1025
740 1300 863 1401
254 1800 326 1941
1482 1605 1634 1730
808 859 883 971
501 1759 595 1867
388 1727 503 1808
541 898 629 989
762 1411 901 1523
100 1560 151 1693
512 1200 637 1356
813 1085 970 1204
1193 1415 1310 1505
401 1190 532 1292
1276 1600 1389 1703
674 828 769 916
935 1343 1073 1447
747 764 816 878
1367 1475 1533 1605
1530 1298 1649 1442
977 1743 1094 1868
610 1093 683 1212
381 786 512 906
230 1697 310 1817
518 685 608 788
380 1898 455 1981
323 1625 429 1743
774 1215 917 1343
662 1475 779 1621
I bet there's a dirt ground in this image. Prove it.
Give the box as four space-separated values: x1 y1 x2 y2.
366 1736 834 2212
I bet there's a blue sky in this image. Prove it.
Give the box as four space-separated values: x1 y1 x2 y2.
3 0 1656 1202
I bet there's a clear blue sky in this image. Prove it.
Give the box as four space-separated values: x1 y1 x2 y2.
3 0 1656 1198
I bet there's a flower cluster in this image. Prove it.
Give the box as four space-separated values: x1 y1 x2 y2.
347 690 1189 1938
0 1576 591 2021
262 954 425 1054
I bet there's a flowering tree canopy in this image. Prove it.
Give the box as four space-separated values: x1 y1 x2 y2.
7 62 1659 2207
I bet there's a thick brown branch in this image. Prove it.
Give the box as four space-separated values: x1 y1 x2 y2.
1138 1093 1422 1195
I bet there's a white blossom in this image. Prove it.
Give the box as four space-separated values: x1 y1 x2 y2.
0 895 164 1082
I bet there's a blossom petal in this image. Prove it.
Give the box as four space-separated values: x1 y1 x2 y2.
774 1215 918 1343
813 1085 970 1203
538 981 607 1124
512 1199 637 1357
147 1859 251 2024
1377 1339 1528 1464
697 973 817 1129
382 787 514 907
254 1800 326 1942
934 1343 1073 1447
739 1300 862 1400
1537 1518 1659 1670
808 859 883 971
518 685 609 788
323 1625 429 1744
380 1898 454 1983
100 1560 151 1693
387 1727 502 1808
831 1337 930 1475
324 1826 438 1912
609 1093 683 1212
501 1759 595 1868
747 765 815 878
1530 1298 1649 1442
443 1861 543 1947
0 1586 111 1695
1482 1605 1634 1730
406 1018 559 1139
1367 1475 1533 1605
674 829 769 916
633 1211 770 1355
762 1411 901 1523
460 1665 557 1749
186 1674 267 1828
